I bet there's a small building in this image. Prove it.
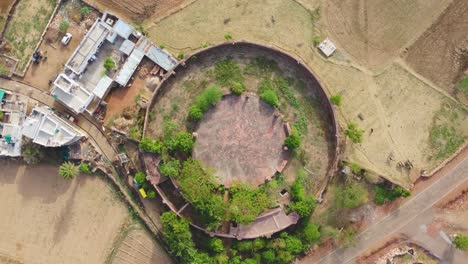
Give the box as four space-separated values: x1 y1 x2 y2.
318 38 337 57
0 89 27 157
51 13 178 114
21 106 83 147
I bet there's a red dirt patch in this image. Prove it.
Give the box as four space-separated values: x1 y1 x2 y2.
193 94 289 187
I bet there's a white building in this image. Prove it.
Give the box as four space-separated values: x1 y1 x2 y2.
0 89 27 157
318 38 337 57
21 106 83 147
51 13 177 114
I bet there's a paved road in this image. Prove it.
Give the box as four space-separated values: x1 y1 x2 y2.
299 156 468 264
0 79 117 161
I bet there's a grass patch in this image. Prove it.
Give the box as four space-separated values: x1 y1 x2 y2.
214 57 244 86
430 125 465 159
456 76 468 95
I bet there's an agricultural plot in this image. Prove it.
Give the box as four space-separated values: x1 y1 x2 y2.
0 0 15 31
3 0 56 72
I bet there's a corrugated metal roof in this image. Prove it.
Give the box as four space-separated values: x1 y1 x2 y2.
113 19 134 39
119 39 135 55
115 49 145 86
93 75 113 98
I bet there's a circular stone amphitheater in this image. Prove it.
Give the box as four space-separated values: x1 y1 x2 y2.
193 94 289 187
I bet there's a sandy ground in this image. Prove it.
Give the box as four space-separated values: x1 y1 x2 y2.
325 0 453 70
110 228 173 264
193 94 288 187
0 161 129 264
404 0 468 96
142 0 468 187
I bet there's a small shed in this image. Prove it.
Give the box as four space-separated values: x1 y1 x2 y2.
318 38 337 57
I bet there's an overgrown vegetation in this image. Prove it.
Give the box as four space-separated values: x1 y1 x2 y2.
260 89 279 108
214 58 243 86
454 234 468 250
139 137 163 153
288 174 316 217
229 183 271 224
188 86 223 121
374 184 410 205
285 129 301 150
345 122 364 143
103 57 116 71
330 94 342 106
335 183 368 209
430 125 465 160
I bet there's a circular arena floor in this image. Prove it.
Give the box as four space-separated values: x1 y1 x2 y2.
193 94 289 187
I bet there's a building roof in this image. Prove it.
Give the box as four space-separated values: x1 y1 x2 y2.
113 19 134 39
0 91 27 157
94 75 113 98
135 38 177 71
119 39 135 55
115 49 144 86
22 106 83 147
318 38 337 57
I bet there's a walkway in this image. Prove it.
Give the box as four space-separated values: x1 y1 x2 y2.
311 156 468 264
0 79 116 161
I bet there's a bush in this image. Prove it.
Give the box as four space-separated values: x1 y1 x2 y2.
188 106 203 121
330 94 342 106
374 184 410 205
289 197 316 217
345 122 364 143
229 183 271 224
290 177 306 201
235 240 253 253
284 234 304 254
80 6 90 17
159 159 180 177
129 126 142 140
147 190 156 198
276 250 293 264
299 222 321 244
59 20 69 33
224 33 233 40
59 162 79 180
166 132 194 153
454 234 468 250
79 163 90 174
209 238 224 253
230 81 245 95
261 249 276 263
284 129 301 149
161 212 195 257
252 238 266 251
336 183 368 209
177 53 185 59
134 172 146 185
260 89 279 108
194 86 223 112
104 57 116 71
139 137 163 153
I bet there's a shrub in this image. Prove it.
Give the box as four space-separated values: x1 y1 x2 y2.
161 212 195 257
224 33 233 40
229 183 271 224
230 81 245 95
260 89 279 108
235 240 253 253
79 163 90 174
139 137 163 153
209 238 224 253
215 58 243 86
330 94 342 106
147 190 156 198
194 86 223 112
284 234 304 254
374 184 410 205
299 222 321 244
80 6 90 17
284 129 301 149
336 184 368 209
59 20 69 33
261 249 276 263
276 250 293 264
290 177 306 201
345 122 364 143
166 132 194 153
159 159 180 177
134 172 146 185
252 238 266 251
129 126 142 140
177 53 185 60
289 197 316 217
58 162 79 180
103 57 116 71
454 234 468 250
188 106 203 121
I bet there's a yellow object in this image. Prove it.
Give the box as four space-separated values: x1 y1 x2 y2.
139 188 147 198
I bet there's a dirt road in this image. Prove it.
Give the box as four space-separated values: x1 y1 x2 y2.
303 155 468 264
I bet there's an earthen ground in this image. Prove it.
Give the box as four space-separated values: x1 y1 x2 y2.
0 161 129 264
193 94 288 187
404 0 468 97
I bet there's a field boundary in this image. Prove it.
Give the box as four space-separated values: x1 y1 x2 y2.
0 0 20 39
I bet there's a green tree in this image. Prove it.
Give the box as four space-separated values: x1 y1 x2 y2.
299 222 321 244
139 137 163 153
241 259 257 264
454 234 468 250
230 81 245 95
252 238 266 252
189 106 203 121
79 163 90 174
166 132 194 153
80 6 90 17
159 159 180 177
229 184 271 224
345 122 364 143
59 20 69 33
276 250 293 264
104 57 116 71
209 238 224 253
284 129 301 149
58 162 79 180
147 190 156 198
261 249 276 263
160 212 195 257
195 86 223 112
330 94 342 106
284 234 304 254
290 177 306 201
289 197 316 217
260 89 279 108
235 240 253 253
134 172 146 185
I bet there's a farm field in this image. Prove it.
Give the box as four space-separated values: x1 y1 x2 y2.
2 0 56 73
0 161 129 264
0 0 15 31
404 0 468 100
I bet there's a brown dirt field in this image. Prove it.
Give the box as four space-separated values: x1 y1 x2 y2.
193 94 289 187
110 228 173 264
325 0 452 70
83 0 187 22
21 1 100 91
0 161 129 264
404 0 468 96
0 0 14 30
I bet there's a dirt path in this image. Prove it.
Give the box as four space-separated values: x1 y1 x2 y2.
0 161 129 264
309 155 468 264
